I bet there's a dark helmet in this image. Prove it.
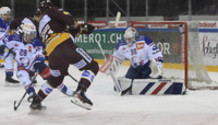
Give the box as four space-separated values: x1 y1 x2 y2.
34 9 41 16
39 0 54 13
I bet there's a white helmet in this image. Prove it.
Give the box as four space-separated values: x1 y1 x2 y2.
22 23 36 43
0 7 11 22
124 27 138 46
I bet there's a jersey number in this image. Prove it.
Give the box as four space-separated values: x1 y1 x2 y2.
20 49 27 56
130 48 137 55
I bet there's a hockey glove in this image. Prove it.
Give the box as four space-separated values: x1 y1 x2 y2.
80 23 95 34
149 59 163 78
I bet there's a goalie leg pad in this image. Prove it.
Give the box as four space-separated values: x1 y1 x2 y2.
164 82 184 94
133 79 185 95
118 78 185 95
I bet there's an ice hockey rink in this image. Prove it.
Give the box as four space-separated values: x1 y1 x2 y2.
0 65 218 125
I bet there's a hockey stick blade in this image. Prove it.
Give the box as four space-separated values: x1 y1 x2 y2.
13 75 38 111
13 91 27 111
120 86 132 96
120 79 133 96
14 101 18 111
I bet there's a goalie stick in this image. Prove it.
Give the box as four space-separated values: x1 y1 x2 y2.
115 11 121 28
96 40 122 93
120 79 134 96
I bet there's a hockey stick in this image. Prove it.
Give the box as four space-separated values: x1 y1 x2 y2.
96 41 122 93
14 91 27 111
68 73 79 83
115 11 121 28
120 79 134 96
14 73 38 111
3 48 15 60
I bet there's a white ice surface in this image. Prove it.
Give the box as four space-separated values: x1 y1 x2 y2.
0 66 218 125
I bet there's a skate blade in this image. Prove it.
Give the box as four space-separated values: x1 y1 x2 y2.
28 106 47 115
71 97 92 110
62 92 73 97
4 82 20 87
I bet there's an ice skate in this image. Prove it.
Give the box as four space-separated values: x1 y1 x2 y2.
27 91 37 102
5 76 20 87
71 89 93 110
29 95 46 111
5 77 20 83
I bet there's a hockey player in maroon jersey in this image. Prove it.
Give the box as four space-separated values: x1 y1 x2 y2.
30 0 98 110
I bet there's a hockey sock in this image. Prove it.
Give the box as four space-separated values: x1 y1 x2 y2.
80 70 96 88
6 71 13 77
38 82 54 100
57 83 73 96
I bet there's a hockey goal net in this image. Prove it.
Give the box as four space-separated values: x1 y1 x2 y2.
130 21 218 90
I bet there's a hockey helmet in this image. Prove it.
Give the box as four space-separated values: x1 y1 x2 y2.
124 27 138 46
22 23 36 43
0 7 11 22
33 9 42 21
39 0 54 13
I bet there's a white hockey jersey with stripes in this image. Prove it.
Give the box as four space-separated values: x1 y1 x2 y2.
113 35 163 68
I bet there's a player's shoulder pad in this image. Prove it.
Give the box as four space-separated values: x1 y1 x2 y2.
9 33 22 42
115 38 127 50
32 38 43 47
137 35 154 46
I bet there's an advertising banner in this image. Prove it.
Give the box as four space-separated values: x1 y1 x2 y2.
75 29 124 59
75 28 182 64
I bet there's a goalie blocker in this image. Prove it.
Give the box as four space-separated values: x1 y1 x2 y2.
118 77 186 95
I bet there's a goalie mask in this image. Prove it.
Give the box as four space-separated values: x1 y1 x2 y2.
22 23 36 44
124 27 138 47
0 7 11 23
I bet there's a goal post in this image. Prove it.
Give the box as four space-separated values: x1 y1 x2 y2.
129 21 217 90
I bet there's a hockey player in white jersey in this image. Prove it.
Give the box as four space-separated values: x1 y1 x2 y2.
101 27 186 95
100 27 167 94
6 23 73 101
116 27 163 79
0 6 20 84
101 27 163 79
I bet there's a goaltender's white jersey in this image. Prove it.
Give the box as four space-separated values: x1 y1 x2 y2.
113 34 163 68
6 34 44 71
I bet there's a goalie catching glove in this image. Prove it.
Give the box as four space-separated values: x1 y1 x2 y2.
149 58 163 78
